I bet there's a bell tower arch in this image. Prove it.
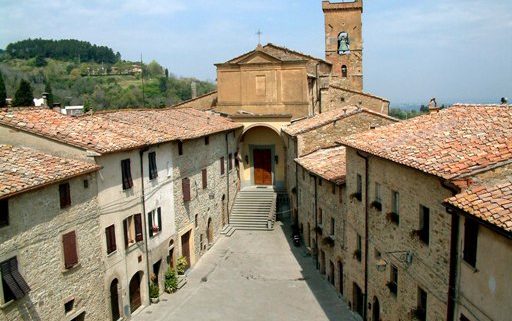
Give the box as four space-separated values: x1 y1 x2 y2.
323 0 363 91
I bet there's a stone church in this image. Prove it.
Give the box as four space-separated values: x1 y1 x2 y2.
175 0 388 192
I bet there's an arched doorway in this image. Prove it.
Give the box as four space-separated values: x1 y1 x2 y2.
207 217 213 245
129 272 143 313
110 279 120 321
372 297 380 321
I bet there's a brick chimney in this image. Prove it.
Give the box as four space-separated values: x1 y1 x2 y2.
428 98 440 113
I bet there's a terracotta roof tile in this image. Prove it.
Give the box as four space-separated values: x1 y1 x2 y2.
0 144 100 199
282 106 398 136
339 104 512 180
295 146 346 185
446 174 512 233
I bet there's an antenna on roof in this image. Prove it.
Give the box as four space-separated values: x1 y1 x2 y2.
256 29 262 46
141 53 145 108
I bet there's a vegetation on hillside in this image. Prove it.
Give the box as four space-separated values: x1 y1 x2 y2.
0 39 216 110
387 104 445 120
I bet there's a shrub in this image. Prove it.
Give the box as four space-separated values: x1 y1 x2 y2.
149 283 159 299
176 256 188 275
164 268 178 293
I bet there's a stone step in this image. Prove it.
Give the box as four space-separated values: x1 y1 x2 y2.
232 209 271 213
177 275 187 290
230 218 268 223
231 213 269 218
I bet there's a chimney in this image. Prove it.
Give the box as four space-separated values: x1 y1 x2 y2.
428 97 440 113
191 81 197 99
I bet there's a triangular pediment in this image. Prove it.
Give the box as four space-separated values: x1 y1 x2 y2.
236 51 283 65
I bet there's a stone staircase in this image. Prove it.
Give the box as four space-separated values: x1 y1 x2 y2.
221 186 277 236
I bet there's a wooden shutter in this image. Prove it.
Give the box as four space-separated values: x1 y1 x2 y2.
148 211 153 237
134 214 143 242
157 208 162 232
123 219 129 247
149 152 158 180
1 257 30 299
202 169 207 189
182 178 191 201
121 159 133 189
220 157 225 175
105 225 116 254
62 231 78 269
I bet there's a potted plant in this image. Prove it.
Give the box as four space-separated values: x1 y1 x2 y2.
176 256 188 275
350 192 362 201
152 226 159 233
386 212 399 225
164 268 178 293
370 200 382 211
149 283 159 303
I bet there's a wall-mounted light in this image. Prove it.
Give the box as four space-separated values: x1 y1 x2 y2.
274 155 279 164
245 155 249 164
376 259 387 272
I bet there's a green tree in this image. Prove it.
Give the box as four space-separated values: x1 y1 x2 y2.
44 81 54 107
147 60 163 78
0 72 6 107
34 55 47 67
12 79 34 107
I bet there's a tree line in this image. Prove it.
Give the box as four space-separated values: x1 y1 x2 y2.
4 39 120 64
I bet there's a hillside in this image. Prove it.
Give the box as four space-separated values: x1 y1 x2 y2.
0 39 216 109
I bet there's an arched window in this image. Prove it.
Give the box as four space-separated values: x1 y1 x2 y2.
341 65 348 78
338 32 350 54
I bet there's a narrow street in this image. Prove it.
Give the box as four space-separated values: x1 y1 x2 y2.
133 220 358 321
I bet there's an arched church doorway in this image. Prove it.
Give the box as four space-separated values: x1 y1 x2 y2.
110 279 120 321
129 271 143 313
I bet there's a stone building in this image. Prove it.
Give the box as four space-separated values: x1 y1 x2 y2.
338 104 512 321
295 147 347 297
0 107 241 320
0 144 105 321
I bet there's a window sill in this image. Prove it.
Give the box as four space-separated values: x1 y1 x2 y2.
62 263 81 274
462 260 478 273
0 299 15 309
107 250 118 257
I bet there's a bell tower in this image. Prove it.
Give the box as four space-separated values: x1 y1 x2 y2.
322 0 363 91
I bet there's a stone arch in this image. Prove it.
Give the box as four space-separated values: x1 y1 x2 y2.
240 123 281 138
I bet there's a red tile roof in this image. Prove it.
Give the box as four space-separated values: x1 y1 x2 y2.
446 172 512 234
339 104 512 180
295 146 346 185
0 144 100 199
0 108 241 154
282 106 397 136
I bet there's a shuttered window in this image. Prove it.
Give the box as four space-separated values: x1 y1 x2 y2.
123 214 143 248
105 225 117 254
228 153 233 170
59 183 71 209
182 178 191 201
134 214 143 242
62 231 78 269
202 169 207 189
121 159 133 190
220 157 225 175
148 208 162 237
0 257 30 302
148 152 158 180
0 199 8 227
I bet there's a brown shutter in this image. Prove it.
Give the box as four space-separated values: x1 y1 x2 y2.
106 225 116 254
220 157 225 175
134 214 143 242
202 169 207 189
121 159 133 189
182 178 191 201
1 258 30 299
62 231 78 269
123 219 129 247
157 208 162 231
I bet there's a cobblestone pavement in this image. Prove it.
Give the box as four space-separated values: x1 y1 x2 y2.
132 220 358 321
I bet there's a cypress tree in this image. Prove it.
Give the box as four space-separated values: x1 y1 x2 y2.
0 73 6 107
44 81 54 107
12 79 34 107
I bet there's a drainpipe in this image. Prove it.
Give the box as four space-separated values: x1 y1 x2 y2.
294 138 299 226
139 146 152 305
226 132 230 223
313 175 319 270
356 151 369 321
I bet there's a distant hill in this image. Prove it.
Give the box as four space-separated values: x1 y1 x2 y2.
0 38 216 110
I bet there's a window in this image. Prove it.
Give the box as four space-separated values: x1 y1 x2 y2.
374 248 381 259
182 178 191 201
302 167 305 181
220 157 225 175
105 225 117 254
460 315 471 321
355 234 362 262
204 136 209 145
235 152 239 169
0 257 30 303
318 179 322 186
148 152 158 180
341 65 348 78
353 283 363 317
195 214 198 228
419 205 430 245
59 182 71 209
178 141 183 155
148 208 162 237
463 218 478 267
62 231 78 269
228 153 233 170
416 287 427 321
352 174 362 201
0 199 8 228
123 214 143 248
331 183 336 194
202 169 207 189
200 234 203 250
121 159 133 190
318 208 323 225
338 32 350 54
375 182 381 203
330 217 335 236
83 179 89 189
64 298 75 313
389 265 398 295
392 191 399 214
339 187 343 204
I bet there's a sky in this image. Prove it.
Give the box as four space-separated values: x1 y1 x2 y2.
1 0 511 105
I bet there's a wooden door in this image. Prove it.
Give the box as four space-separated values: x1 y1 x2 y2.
181 231 191 269
253 149 272 185
129 273 141 313
110 279 120 321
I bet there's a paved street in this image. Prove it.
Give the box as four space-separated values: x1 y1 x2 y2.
132 221 358 321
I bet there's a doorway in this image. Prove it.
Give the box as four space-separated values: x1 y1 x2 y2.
253 148 272 185
110 279 120 321
168 240 175 269
181 230 191 269
338 261 344 296
372 297 380 321
129 272 142 313
207 217 213 245
329 261 335 285
353 282 364 317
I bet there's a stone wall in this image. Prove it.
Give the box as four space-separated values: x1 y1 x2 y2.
172 130 240 268
321 87 389 115
0 174 107 321
344 147 454 320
